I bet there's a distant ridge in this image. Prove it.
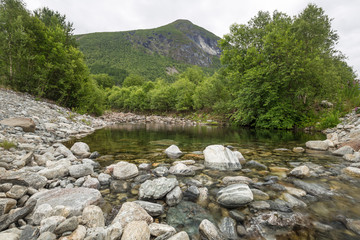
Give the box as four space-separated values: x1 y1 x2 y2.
76 19 221 82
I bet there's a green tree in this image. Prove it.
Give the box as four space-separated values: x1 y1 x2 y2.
122 74 146 87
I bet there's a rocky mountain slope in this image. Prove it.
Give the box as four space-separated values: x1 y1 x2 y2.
76 19 221 81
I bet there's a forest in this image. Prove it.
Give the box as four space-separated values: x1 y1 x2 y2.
0 0 358 129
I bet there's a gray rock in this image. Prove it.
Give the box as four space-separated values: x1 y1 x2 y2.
40 216 65 233
0 117 36 132
293 147 305 153
121 220 150 240
166 186 183 207
333 145 355 156
0 228 22 240
251 188 269 201
153 166 169 177
82 176 100 189
169 163 195 176
216 184 253 207
289 165 310 178
0 171 47 189
0 198 17 215
0 199 36 231
98 173 111 185
38 164 69 180
111 202 153 228
282 193 307 208
343 167 360 178
149 223 176 237
89 151 100 159
223 176 252 185
134 200 164 217
293 180 333 196
37 232 56 240
244 160 267 170
164 145 183 159
249 201 271 211
218 217 238 240
6 185 28 200
65 225 87 240
184 185 200 201
344 152 360 162
199 219 223 240
20 225 39 240
54 216 78 235
69 164 94 178
167 231 189 240
29 187 102 216
70 142 91 157
229 210 245 223
106 222 123 240
112 161 138 180
138 163 151 170
305 141 329 151
203 145 241 170
85 227 107 240
268 199 292 212
82 205 104 228
139 177 178 200
32 203 53 225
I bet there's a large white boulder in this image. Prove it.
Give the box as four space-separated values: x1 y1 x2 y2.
203 145 241 170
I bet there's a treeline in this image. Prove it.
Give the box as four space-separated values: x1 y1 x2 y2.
1 1 358 129
0 0 105 115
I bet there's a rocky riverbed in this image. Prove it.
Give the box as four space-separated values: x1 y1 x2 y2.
1 89 360 240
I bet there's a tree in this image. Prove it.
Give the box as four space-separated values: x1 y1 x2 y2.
220 4 356 129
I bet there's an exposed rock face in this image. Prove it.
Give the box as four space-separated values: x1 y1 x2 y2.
203 145 241 170
305 141 329 151
216 184 253 207
139 177 178 200
0 117 36 132
29 187 102 216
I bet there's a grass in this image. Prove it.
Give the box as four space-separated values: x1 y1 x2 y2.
0 140 17 150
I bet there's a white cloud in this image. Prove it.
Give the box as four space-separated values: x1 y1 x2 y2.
22 0 360 75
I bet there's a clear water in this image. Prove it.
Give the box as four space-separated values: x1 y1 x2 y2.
68 123 360 239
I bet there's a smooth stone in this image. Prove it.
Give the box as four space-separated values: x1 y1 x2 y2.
244 160 267 170
229 210 245 223
69 164 94 178
138 163 151 170
222 176 252 185
153 166 169 177
199 219 223 240
32 204 53 225
54 216 78 235
344 152 360 162
29 188 102 216
343 167 360 178
203 145 241 170
332 145 354 156
293 147 305 153
20 225 39 240
38 164 69 180
184 185 200 201
268 199 292 212
149 223 176 237
289 165 310 178
112 161 138 180
37 232 56 240
0 172 47 189
233 151 246 165
98 173 111 185
251 189 269 201
173 160 196 165
169 163 195 176
0 117 36 132
166 186 183 207
197 187 209 207
70 142 90 157
40 216 66 233
305 141 329 151
164 145 183 159
111 202 153 228
312 221 333 232
167 231 189 240
249 201 271 211
293 180 333 196
82 177 100 189
282 193 307 208
121 220 150 240
82 205 104 228
134 200 164 217
139 177 178 200
218 217 238 240
0 198 17 215
284 186 307 198
216 184 253 207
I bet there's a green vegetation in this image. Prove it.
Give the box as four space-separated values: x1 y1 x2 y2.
0 140 16 150
0 0 106 115
76 19 221 83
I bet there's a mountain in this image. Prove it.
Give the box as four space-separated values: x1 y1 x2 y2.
76 19 221 83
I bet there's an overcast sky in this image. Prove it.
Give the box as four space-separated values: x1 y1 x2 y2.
23 0 360 76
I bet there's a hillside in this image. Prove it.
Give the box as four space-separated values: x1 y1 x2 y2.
76 19 221 82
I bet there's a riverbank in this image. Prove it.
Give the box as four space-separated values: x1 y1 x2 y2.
1 89 360 239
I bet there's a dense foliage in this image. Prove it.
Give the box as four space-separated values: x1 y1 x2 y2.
76 19 221 83
0 0 106 115
220 4 358 128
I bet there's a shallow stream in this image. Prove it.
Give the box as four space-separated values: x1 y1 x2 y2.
68 123 360 239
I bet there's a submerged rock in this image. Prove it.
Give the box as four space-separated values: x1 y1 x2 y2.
165 145 183 159
218 217 238 240
289 165 310 178
203 145 241 170
343 167 360 178
305 141 329 151
293 180 332 196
